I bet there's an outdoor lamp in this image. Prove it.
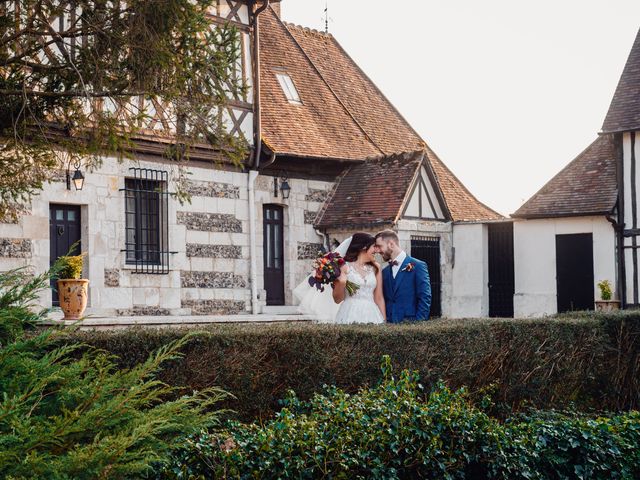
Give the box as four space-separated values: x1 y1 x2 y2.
280 178 291 199
71 168 85 190
63 152 85 191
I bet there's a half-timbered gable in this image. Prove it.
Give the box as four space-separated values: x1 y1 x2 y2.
3 0 255 151
403 165 447 221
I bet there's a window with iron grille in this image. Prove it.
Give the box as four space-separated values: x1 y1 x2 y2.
122 168 170 274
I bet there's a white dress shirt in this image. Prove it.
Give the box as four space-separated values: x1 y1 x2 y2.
391 251 407 278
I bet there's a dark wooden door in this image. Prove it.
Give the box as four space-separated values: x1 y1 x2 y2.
263 205 285 306
556 233 594 312
410 236 441 317
488 222 515 317
50 204 81 306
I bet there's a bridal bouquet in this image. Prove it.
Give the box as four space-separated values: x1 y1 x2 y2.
308 251 359 296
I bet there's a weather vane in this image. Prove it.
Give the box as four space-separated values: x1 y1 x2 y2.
324 0 329 33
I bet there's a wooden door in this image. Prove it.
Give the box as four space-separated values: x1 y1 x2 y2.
263 205 285 305
556 233 594 312
488 222 515 317
410 236 441 317
50 204 81 306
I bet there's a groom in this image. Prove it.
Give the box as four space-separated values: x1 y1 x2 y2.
374 230 432 322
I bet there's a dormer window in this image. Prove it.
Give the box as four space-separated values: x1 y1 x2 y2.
275 72 302 105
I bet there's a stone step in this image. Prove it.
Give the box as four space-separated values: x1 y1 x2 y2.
261 305 301 315
44 313 316 330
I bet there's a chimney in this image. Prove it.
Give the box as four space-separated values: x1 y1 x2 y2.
271 1 281 17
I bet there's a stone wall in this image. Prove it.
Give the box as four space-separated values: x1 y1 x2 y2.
0 155 335 316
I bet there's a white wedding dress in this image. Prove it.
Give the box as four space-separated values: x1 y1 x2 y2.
293 236 385 324
334 263 385 324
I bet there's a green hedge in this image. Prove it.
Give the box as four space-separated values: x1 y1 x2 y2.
61 312 640 420
152 359 640 479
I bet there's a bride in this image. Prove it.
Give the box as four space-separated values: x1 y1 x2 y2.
294 232 386 324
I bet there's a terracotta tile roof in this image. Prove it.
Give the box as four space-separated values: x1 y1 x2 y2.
315 151 424 229
315 150 503 228
258 7 380 161
259 6 502 224
603 29 640 133
284 22 426 155
512 135 617 219
424 145 503 222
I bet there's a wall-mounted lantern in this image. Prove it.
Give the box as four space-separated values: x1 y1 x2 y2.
273 176 291 199
58 150 85 191
279 178 291 199
68 165 85 191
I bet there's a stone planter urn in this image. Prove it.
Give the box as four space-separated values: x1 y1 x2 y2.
594 300 620 312
57 279 89 320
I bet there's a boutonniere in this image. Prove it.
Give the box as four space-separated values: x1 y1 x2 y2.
402 262 415 272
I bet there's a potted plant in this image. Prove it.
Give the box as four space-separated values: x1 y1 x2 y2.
56 254 89 320
595 279 620 312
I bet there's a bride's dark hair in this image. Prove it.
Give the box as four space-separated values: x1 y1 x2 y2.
344 232 378 273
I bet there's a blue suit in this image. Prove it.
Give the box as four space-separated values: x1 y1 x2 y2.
383 255 431 323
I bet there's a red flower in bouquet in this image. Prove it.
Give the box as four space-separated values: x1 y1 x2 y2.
307 251 359 296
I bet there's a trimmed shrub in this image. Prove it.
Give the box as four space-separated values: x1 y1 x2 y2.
63 312 640 421
153 358 640 479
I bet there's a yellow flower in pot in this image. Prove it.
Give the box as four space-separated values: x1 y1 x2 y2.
595 279 620 312
56 254 89 320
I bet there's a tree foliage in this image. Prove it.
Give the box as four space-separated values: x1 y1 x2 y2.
0 264 227 479
0 0 248 221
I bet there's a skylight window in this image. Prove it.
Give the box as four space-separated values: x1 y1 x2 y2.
275 72 302 105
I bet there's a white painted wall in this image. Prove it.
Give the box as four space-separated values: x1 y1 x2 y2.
450 223 489 318
513 216 616 317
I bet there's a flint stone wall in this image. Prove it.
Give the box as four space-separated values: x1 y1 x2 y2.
104 268 120 287
177 212 242 233
305 189 330 202
184 180 240 199
304 210 318 225
186 244 242 258
297 242 324 260
181 299 246 315
116 306 171 316
181 271 247 288
0 238 32 258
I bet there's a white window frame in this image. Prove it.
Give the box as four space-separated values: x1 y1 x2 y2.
275 72 302 105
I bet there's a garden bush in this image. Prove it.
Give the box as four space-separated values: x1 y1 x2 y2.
0 266 226 479
154 357 640 479
64 312 640 420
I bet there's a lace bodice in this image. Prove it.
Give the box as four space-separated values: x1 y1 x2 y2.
333 262 383 324
345 263 377 302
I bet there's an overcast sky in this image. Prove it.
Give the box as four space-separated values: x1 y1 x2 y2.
280 1 640 216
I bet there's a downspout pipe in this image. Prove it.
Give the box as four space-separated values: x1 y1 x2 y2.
252 0 269 169
248 170 260 313
248 0 269 314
